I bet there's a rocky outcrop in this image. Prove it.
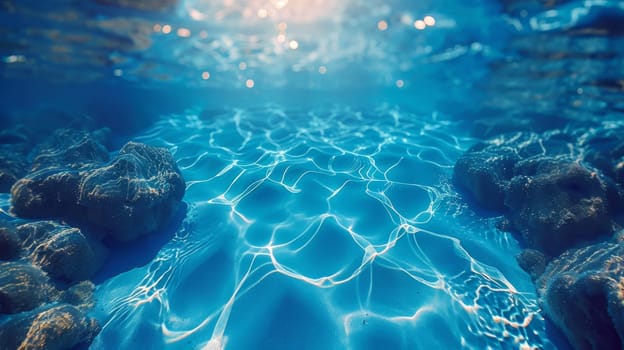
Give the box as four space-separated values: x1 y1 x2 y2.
0 226 20 260
534 241 624 350
77 142 186 241
0 304 100 350
29 129 110 172
454 127 624 350
1 124 185 350
16 221 107 283
11 130 185 241
505 158 612 256
0 223 102 350
452 144 518 211
453 131 620 257
0 262 56 314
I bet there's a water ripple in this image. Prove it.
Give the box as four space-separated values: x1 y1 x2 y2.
94 105 551 349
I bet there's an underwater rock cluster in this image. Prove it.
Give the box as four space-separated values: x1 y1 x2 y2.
454 127 624 350
9 128 185 241
0 228 100 349
0 124 185 349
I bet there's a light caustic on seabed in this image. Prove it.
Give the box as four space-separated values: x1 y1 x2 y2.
94 106 548 350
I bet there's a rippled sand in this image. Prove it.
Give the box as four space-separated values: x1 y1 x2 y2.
89 106 550 349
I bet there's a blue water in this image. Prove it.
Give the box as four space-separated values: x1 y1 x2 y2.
2 0 623 349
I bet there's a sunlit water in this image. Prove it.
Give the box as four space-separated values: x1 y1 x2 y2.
2 0 624 349
91 106 547 350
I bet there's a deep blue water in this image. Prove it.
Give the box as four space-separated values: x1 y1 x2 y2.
2 0 624 349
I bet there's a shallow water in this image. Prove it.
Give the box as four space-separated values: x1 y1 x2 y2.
2 0 624 349
88 106 548 349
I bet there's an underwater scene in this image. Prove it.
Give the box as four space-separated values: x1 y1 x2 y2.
1 0 624 349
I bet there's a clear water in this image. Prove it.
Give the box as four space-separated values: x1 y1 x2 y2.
2 0 623 349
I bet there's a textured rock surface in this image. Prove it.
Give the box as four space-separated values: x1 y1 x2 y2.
77 142 186 241
1 123 184 350
584 126 624 186
452 143 518 211
11 139 185 241
15 221 107 282
11 170 82 219
0 226 20 260
505 158 612 256
0 304 100 350
455 128 624 350
535 242 624 350
0 262 56 314
454 131 620 257
516 249 546 281
29 129 109 172
1 128 185 348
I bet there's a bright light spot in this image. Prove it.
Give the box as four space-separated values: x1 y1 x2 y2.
276 34 286 43
278 22 288 31
424 15 436 26
201 71 210 80
318 66 327 74
246 79 255 88
396 80 405 88
113 69 123 77
239 62 247 70
272 0 289 9
377 20 388 31
470 42 483 51
153 24 162 32
177 28 191 38
4 55 25 63
257 8 268 18
201 336 227 350
162 24 172 34
289 40 299 50
414 20 426 30
189 8 205 21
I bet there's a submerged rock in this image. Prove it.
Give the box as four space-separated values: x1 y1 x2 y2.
29 129 109 172
77 142 186 241
536 241 624 350
452 143 518 211
1 124 185 349
505 158 612 256
0 226 20 260
0 262 56 314
11 170 82 219
14 221 107 282
454 131 620 257
583 126 624 186
11 140 185 241
516 249 546 281
455 127 624 350
61 281 96 310
0 304 100 350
